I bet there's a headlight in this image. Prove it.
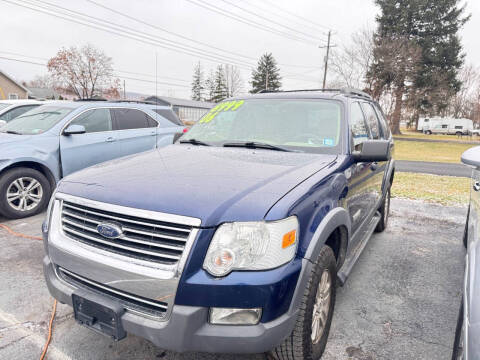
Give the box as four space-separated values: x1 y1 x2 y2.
44 190 57 230
203 216 298 277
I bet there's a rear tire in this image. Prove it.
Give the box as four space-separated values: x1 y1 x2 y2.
0 167 51 219
375 187 391 233
270 246 336 360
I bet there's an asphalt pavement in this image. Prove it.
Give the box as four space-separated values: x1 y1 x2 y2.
0 199 467 360
396 160 471 177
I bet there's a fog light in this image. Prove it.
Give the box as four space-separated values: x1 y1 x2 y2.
209 307 262 325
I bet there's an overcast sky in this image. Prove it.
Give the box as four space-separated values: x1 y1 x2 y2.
0 0 478 99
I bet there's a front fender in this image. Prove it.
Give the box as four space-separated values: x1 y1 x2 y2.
303 207 351 262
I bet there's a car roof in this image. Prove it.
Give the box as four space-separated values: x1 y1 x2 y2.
54 100 173 110
232 88 373 102
0 99 46 105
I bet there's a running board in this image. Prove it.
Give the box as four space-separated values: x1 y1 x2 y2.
337 212 381 286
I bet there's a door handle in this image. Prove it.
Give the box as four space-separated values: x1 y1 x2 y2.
370 162 378 171
105 137 116 142
474 182 480 192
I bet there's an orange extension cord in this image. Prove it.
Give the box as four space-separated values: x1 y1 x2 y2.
0 223 57 360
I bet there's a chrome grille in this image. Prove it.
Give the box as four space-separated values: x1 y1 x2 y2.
57 267 168 317
61 200 193 264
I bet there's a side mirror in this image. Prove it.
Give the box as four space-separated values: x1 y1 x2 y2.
461 146 480 168
353 140 390 162
63 124 86 135
173 132 184 143
0 120 6 128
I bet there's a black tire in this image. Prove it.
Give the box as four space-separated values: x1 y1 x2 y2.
451 298 464 360
426 130 432 135
0 167 51 219
270 246 336 360
375 186 391 233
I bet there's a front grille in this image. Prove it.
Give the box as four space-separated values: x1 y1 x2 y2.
61 200 193 264
57 267 168 317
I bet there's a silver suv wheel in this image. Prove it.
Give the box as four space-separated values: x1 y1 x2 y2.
311 269 331 344
6 177 43 212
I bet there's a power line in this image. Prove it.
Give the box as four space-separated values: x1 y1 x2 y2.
218 0 326 44
0 55 191 88
3 0 256 70
262 0 333 32
184 0 319 46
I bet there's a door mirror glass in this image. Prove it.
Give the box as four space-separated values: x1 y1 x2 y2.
353 140 390 162
461 146 480 168
64 124 86 135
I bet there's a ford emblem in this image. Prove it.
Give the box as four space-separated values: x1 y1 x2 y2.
96 222 123 239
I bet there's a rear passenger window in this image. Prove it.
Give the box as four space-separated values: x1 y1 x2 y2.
350 102 369 151
70 108 112 133
152 109 183 126
112 109 156 130
361 103 381 139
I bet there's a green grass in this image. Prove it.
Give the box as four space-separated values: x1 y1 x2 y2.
392 172 470 205
394 139 476 163
395 129 480 142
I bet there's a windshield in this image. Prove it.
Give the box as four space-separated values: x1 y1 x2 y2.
181 99 343 153
1 106 73 135
0 103 11 112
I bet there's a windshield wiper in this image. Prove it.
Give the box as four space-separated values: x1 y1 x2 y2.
2 130 22 135
223 141 291 152
179 138 211 146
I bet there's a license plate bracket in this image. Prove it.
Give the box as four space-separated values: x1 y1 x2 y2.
72 289 126 341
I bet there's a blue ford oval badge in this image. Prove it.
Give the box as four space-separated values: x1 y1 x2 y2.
96 222 123 239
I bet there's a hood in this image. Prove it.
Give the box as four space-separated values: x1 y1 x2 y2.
0 133 33 145
58 145 336 226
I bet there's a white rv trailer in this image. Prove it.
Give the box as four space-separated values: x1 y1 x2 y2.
418 117 473 135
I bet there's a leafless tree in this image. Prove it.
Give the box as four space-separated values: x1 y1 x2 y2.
224 64 244 97
47 44 119 99
330 27 375 90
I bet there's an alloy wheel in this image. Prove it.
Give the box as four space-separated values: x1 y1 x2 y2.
311 269 331 344
6 177 43 212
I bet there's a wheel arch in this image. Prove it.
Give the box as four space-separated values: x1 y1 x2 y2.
0 161 56 190
304 207 351 267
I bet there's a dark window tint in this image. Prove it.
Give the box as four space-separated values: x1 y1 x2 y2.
112 108 156 130
350 102 369 150
442 125 448 129
152 108 183 126
455 125 463 129
361 103 381 139
70 108 112 133
0 105 39 122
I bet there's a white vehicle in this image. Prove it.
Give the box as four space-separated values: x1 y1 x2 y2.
418 117 473 135
0 100 45 127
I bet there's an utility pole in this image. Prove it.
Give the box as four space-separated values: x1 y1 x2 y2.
123 80 126 99
320 30 336 90
265 71 269 91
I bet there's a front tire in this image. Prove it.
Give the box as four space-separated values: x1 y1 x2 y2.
0 167 51 219
270 246 336 360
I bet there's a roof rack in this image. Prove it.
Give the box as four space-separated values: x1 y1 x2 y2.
106 100 158 105
256 88 373 100
74 97 108 102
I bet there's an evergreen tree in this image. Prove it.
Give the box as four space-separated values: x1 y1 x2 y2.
191 61 204 101
368 0 469 134
250 53 282 93
205 70 216 102
212 65 228 102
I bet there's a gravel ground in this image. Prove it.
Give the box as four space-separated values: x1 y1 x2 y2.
0 198 467 360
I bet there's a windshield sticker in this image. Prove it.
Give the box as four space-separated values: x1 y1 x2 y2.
200 100 245 124
323 138 335 146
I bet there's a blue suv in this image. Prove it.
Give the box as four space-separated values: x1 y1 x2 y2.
43 89 394 359
0 100 184 219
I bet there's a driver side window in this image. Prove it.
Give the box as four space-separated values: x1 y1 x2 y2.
69 108 112 133
350 102 369 151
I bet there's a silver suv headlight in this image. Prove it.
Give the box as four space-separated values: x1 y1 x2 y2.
203 216 298 277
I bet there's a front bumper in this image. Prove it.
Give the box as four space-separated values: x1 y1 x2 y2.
44 256 300 353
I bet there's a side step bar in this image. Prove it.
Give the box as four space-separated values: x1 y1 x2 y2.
337 212 381 286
